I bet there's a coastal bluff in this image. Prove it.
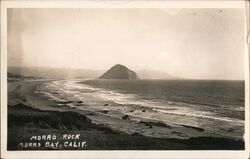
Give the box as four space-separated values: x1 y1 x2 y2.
99 64 139 80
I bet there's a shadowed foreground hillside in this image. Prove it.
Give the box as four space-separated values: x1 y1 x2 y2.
8 103 244 150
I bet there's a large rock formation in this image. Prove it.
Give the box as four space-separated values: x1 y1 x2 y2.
99 64 139 80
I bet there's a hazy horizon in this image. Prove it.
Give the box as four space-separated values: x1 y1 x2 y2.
7 8 245 80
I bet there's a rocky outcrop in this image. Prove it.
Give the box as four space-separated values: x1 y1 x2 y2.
99 64 139 80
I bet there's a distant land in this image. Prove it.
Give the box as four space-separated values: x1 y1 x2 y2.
7 66 103 79
99 64 139 80
137 70 176 80
7 66 178 80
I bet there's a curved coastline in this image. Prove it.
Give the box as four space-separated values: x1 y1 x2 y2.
7 78 245 150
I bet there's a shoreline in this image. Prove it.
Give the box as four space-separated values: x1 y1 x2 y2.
8 103 244 150
7 78 245 150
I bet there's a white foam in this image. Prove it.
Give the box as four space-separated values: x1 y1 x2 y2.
154 108 244 124
40 79 244 126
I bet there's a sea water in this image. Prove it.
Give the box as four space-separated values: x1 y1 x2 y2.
40 79 245 139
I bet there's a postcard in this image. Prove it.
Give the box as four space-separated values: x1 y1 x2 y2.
1 0 249 158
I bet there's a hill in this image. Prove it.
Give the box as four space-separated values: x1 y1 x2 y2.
137 70 177 79
99 64 139 80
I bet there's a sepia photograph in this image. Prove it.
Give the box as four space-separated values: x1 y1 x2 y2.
1 0 249 159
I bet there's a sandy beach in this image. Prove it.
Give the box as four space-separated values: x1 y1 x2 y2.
7 78 244 150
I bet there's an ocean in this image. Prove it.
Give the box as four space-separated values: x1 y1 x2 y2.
82 79 245 119
39 79 245 139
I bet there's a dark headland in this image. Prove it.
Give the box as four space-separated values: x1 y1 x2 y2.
99 64 139 80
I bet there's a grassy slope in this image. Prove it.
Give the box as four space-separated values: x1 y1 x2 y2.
8 103 244 150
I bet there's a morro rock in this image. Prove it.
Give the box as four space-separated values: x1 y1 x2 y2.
99 64 139 80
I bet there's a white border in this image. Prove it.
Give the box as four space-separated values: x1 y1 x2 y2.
1 1 249 159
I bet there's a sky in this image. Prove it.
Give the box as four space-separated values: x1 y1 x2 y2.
7 8 245 80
